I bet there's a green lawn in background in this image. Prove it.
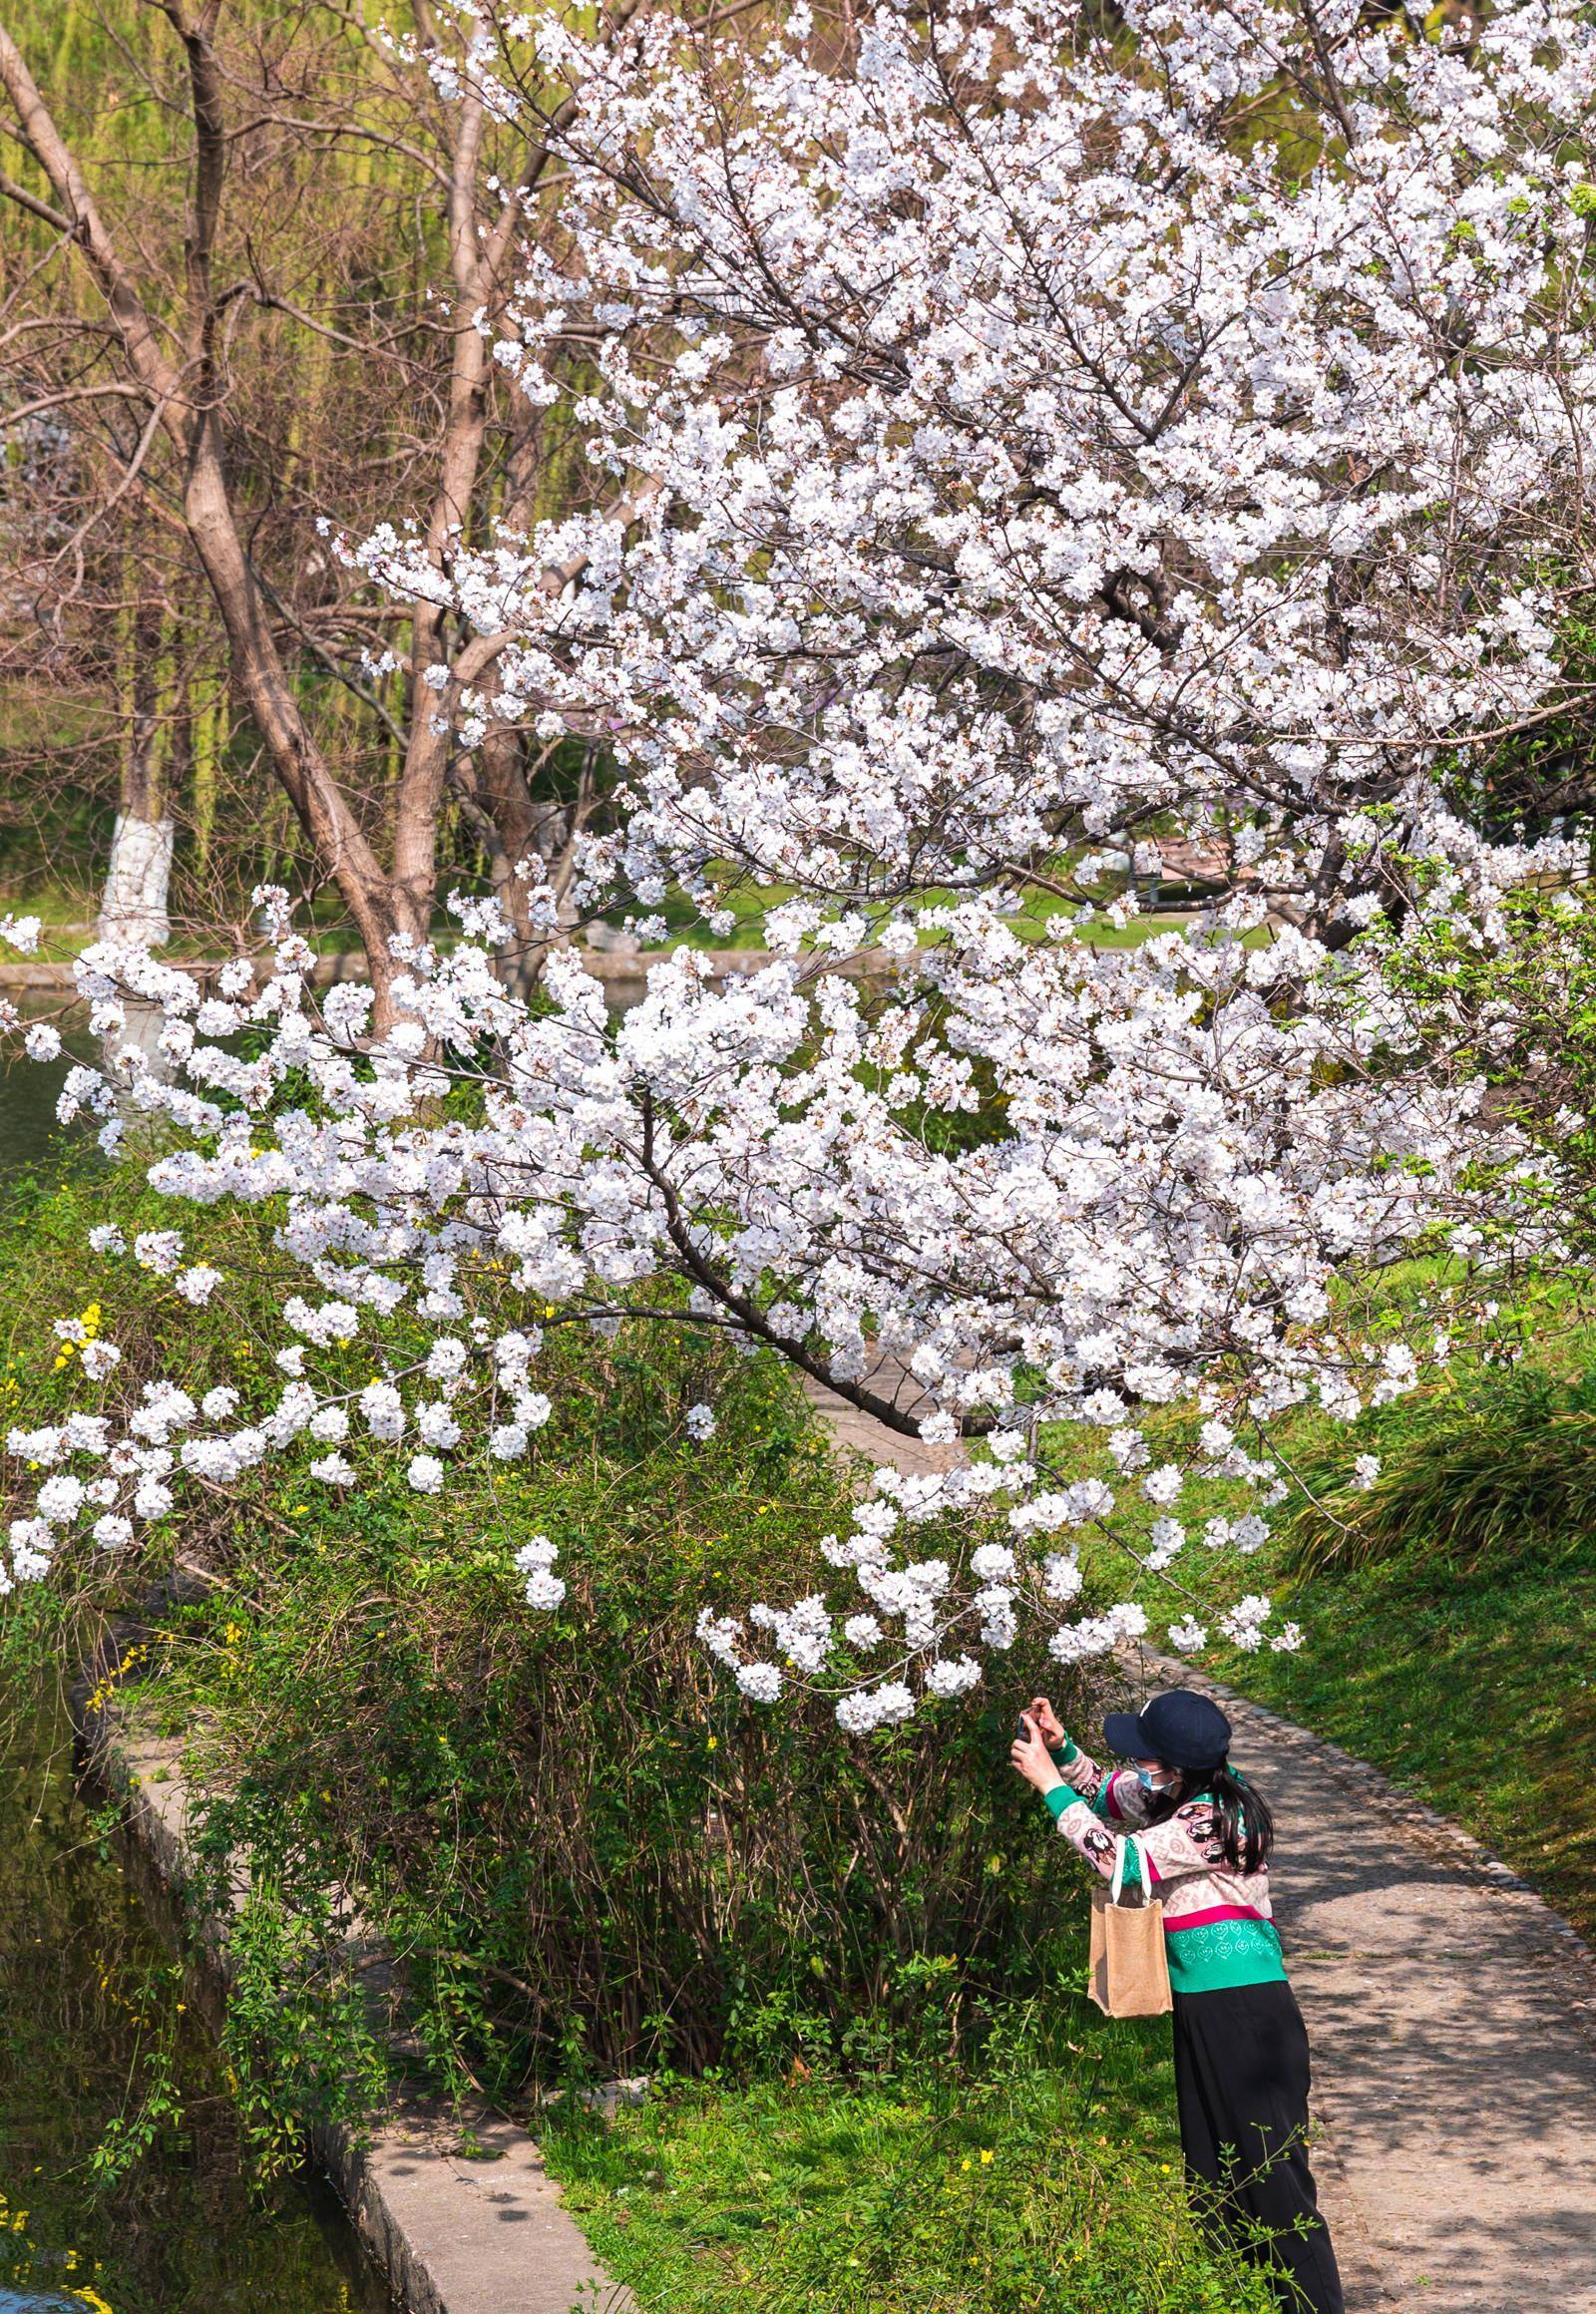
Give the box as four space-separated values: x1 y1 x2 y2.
2 865 1258 964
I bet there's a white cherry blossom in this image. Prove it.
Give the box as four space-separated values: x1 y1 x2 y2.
1 0 1589 1736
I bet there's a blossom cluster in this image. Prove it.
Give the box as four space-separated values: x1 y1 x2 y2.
2 0 1589 1727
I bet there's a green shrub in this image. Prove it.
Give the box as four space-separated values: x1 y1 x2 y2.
0 1166 1092 2110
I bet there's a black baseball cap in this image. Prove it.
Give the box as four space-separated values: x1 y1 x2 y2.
1102 1690 1231 1773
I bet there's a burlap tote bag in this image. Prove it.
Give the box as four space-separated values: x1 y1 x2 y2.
1087 1837 1172 2018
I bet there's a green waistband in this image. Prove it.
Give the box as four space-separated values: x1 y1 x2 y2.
1165 1916 1288 1994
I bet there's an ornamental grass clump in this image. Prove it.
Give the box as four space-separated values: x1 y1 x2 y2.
1284 1362 1596 1581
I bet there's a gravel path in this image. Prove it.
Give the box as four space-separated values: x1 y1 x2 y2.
806 1374 1596 2314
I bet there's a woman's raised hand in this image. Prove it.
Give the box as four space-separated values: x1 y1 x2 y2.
1027 1696 1067 1749
1009 1718 1063 1795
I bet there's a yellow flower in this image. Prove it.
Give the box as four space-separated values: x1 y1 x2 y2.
979 2148 994 2165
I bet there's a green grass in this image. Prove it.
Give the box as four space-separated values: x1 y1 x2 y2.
605 871 1261 954
542 2049 1277 2314
1277 1360 1596 1581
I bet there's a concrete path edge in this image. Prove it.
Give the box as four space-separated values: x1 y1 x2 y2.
75 1704 631 2314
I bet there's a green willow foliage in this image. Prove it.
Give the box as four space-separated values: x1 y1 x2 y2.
1 0 594 929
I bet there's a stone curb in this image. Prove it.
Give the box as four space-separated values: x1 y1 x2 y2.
74 1694 632 2314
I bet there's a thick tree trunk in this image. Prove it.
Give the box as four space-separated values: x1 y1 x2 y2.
98 591 176 1083
102 586 174 949
99 811 175 949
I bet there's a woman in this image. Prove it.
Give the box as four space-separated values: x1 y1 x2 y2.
1011 1686 1344 2314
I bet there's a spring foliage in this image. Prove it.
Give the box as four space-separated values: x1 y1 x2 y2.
7 0 1596 1735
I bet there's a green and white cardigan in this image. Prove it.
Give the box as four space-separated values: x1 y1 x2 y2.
1044 1738 1288 1995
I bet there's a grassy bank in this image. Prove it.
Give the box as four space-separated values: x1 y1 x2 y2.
540 2050 1275 2314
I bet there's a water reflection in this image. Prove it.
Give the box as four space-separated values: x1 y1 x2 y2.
0 1683 390 2314
0 997 94 1184
0 1016 388 2312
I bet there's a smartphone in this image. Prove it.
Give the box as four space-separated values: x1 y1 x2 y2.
1016 1712 1032 1742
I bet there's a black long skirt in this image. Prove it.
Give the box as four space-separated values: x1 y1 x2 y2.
1172 1981 1345 2314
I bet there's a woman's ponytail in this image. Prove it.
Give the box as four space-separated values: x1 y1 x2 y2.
1208 1759 1274 1874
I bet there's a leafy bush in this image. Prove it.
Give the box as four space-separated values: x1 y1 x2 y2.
169 1335 1082 2092
1 1167 1091 2111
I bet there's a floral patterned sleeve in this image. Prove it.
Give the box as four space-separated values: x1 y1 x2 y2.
1046 1790 1223 1899
1133 1798 1231 1885
1047 1794 1126 1885
1052 1739 1151 1827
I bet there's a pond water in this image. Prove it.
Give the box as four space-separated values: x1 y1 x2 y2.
0 1004 390 2313
0 997 94 1183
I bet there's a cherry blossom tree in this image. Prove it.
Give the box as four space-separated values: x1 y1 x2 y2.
4 0 1593 1733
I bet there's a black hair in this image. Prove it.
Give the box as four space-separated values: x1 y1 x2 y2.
1146 1757 1274 1875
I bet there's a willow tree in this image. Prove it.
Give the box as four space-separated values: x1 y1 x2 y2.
0 0 636 1009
